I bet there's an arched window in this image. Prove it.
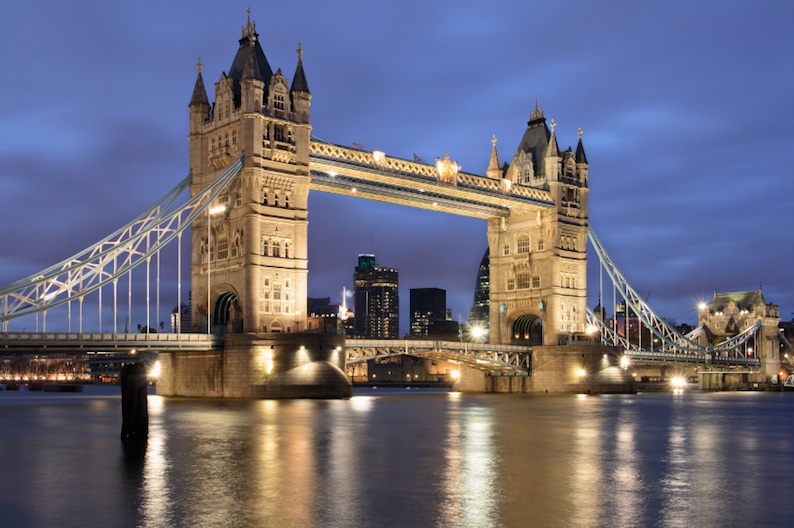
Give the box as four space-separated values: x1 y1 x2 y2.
517 235 530 254
272 240 281 258
217 234 228 260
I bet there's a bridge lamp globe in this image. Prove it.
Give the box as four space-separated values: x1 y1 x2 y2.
670 376 686 390
576 368 587 378
620 356 630 370
470 325 487 342
450 370 460 381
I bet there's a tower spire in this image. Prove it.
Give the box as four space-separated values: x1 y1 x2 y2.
291 42 310 93
486 134 501 180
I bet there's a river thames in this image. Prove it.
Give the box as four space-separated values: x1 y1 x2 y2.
0 386 792 528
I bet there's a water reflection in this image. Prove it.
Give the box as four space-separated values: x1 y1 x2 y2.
3 389 793 528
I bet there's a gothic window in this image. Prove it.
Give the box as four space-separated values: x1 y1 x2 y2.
517 235 530 254
261 188 268 205
285 279 291 289
537 239 545 251
263 292 270 313
272 240 281 258
273 191 280 207
532 275 541 288
517 272 530 290
503 244 510 256
507 278 515 291
217 234 228 260
262 238 269 256
275 125 286 143
274 92 285 111
224 102 230 119
232 131 237 146
284 242 291 259
284 194 290 208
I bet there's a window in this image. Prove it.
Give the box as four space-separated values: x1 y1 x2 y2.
517 272 530 289
274 92 285 111
503 244 510 256
517 235 530 254
532 275 541 288
272 240 281 258
217 235 228 260
275 126 286 142
230 237 239 258
262 239 269 256
507 278 515 291
537 239 545 251
284 194 290 208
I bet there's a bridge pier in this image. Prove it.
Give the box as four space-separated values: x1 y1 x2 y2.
157 333 351 399
453 345 635 394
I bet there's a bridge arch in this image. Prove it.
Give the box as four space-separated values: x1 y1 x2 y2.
510 313 544 345
212 290 242 334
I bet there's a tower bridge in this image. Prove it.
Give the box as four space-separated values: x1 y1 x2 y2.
0 11 784 395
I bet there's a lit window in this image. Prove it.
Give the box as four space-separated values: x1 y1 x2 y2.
517 235 530 254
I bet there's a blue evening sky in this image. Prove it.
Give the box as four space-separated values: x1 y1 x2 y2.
1 1 792 333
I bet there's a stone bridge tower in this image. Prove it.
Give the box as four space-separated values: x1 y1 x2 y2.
188 12 311 334
487 103 589 346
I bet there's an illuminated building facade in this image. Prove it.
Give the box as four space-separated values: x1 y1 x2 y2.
353 254 399 338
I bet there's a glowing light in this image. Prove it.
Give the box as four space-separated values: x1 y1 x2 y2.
148 360 161 379
372 150 386 166
470 325 487 341
697 302 708 310
450 370 460 380
260 348 274 375
209 204 227 216
670 376 687 389
435 153 459 184
620 356 630 369
586 324 598 335
576 368 587 378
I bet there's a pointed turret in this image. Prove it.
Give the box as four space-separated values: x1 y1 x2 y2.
189 58 210 134
190 58 210 107
486 135 501 180
575 127 588 184
290 43 312 124
291 43 310 94
240 44 264 113
575 127 588 164
544 118 561 181
226 8 273 107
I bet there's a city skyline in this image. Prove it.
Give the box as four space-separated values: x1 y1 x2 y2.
1 1 793 335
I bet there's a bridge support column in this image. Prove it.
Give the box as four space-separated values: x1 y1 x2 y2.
452 345 635 394
157 333 351 398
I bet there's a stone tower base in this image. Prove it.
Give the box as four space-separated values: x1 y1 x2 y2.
157 333 352 399
453 344 636 394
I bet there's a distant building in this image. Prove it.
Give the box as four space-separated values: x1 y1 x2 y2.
170 297 192 334
410 288 446 336
306 297 345 334
353 254 399 338
468 248 490 338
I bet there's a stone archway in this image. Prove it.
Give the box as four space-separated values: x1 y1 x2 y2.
511 314 543 345
212 291 242 335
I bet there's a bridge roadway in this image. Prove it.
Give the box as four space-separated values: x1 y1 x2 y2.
0 333 532 373
1 333 758 371
624 349 761 368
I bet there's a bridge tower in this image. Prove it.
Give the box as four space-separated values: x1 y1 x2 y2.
188 12 311 334
487 103 589 346
697 288 781 380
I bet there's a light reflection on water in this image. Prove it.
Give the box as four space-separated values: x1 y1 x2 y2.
1 388 793 528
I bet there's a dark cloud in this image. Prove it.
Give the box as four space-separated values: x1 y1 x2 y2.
1 0 793 334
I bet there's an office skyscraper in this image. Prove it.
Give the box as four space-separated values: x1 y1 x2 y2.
353 254 399 338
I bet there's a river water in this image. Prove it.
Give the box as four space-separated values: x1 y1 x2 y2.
0 386 792 528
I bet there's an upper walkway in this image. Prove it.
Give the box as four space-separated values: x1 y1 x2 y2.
308 139 554 219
